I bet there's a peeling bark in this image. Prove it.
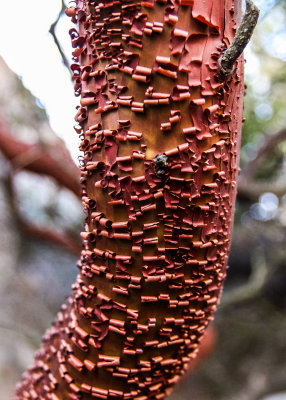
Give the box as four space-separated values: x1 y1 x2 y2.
14 0 244 399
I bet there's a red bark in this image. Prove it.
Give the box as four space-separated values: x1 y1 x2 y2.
14 0 244 399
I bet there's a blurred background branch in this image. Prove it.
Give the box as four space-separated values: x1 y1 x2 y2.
0 118 81 197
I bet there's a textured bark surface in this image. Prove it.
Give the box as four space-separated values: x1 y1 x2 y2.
14 0 244 399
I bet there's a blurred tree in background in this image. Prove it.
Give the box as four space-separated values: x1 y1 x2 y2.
0 1 286 399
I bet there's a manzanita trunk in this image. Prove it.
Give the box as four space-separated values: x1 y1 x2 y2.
15 0 244 399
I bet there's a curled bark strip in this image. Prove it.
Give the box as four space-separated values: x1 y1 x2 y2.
219 0 260 76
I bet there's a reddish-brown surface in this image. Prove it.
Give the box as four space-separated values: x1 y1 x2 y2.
14 0 244 399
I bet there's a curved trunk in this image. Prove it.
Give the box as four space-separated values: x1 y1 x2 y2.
14 0 243 399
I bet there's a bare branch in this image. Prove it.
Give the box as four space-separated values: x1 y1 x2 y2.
219 0 260 76
49 0 71 75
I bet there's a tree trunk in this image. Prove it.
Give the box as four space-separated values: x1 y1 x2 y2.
14 0 244 399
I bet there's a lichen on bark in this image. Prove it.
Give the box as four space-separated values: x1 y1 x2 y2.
219 0 259 76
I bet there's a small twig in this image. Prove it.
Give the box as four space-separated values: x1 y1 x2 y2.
49 0 71 75
154 154 168 177
219 0 260 76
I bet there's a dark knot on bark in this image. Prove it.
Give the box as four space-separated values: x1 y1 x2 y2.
154 154 168 177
